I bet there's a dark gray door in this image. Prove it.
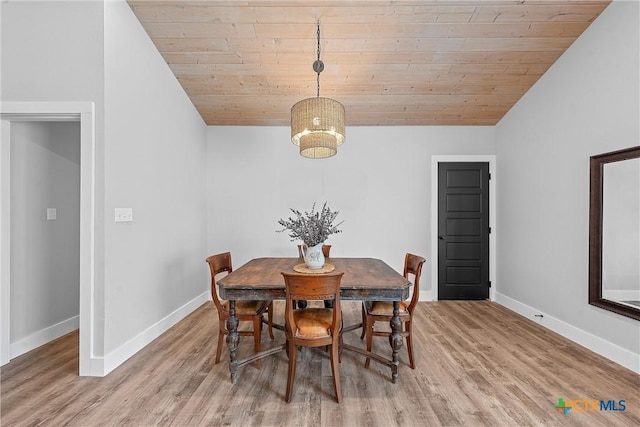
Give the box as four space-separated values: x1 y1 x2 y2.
438 162 490 300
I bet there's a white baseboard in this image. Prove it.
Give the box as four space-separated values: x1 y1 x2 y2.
100 291 210 376
494 292 639 374
10 315 79 359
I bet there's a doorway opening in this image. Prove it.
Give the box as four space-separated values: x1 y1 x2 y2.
1 102 96 375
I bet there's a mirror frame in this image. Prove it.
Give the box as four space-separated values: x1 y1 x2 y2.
589 146 640 321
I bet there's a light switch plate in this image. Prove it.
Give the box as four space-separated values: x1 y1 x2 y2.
47 208 57 220
115 208 133 222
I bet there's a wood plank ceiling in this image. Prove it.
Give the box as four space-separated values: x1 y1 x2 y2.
127 1 611 126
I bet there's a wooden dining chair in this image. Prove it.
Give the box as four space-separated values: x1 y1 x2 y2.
361 253 426 369
206 252 273 369
295 244 332 309
281 271 344 403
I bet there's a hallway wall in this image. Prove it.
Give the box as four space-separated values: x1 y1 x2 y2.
10 121 80 357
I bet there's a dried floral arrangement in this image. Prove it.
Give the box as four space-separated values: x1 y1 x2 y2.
277 202 343 247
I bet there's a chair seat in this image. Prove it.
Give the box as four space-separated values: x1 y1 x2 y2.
368 300 409 316
293 308 334 338
223 300 269 315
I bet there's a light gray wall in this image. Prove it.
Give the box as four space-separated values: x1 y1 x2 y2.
206 125 496 286
0 1 104 103
495 0 639 358
2 0 208 371
10 121 80 343
1 0 106 359
103 0 208 355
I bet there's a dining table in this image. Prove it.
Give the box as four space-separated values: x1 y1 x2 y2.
217 257 411 384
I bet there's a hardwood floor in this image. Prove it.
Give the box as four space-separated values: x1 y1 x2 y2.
1 301 639 426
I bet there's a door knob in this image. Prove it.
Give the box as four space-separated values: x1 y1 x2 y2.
439 236 446 240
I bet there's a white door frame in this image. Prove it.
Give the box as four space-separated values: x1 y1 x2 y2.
430 155 497 301
1 101 95 375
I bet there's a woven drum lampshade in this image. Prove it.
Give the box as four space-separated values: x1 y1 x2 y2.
291 97 345 159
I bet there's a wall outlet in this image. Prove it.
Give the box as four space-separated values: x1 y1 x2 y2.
46 208 57 220
115 208 133 222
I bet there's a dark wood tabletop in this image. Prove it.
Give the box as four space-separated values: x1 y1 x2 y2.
217 257 411 301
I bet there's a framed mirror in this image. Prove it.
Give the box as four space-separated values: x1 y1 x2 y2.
589 146 640 320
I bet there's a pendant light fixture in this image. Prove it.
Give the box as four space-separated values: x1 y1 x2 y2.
291 22 345 159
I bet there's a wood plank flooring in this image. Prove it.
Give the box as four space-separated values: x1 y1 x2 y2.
1 301 639 426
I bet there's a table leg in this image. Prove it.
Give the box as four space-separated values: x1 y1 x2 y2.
389 300 402 383
226 300 239 383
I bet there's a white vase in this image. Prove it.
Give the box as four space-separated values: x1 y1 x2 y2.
302 242 325 269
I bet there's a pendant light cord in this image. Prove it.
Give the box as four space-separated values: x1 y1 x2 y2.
316 22 321 97
311 22 325 97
